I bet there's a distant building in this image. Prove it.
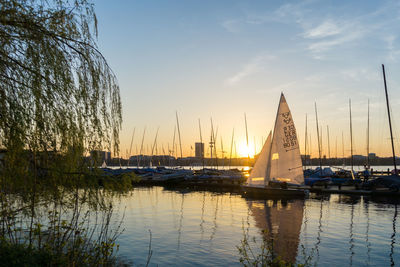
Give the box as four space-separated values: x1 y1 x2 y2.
195 142 204 158
353 155 367 161
368 153 376 159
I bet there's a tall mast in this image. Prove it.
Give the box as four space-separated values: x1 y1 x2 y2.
367 99 370 168
304 114 308 170
229 128 234 169
382 64 397 175
198 119 204 170
244 113 249 163
175 111 183 160
210 118 214 168
349 99 354 172
315 102 322 174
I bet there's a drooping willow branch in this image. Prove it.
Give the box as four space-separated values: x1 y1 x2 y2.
0 0 122 163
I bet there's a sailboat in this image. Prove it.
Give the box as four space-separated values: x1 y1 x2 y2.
101 160 107 168
242 93 306 198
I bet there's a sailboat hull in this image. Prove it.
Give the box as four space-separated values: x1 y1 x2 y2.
241 185 306 199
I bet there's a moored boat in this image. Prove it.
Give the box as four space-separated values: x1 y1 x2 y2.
241 93 307 198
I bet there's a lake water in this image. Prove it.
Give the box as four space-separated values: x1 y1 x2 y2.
112 186 400 266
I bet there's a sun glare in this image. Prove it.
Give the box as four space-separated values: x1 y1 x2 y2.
237 141 256 158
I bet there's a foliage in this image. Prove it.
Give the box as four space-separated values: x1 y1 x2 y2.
0 185 128 266
0 0 121 161
0 1 128 265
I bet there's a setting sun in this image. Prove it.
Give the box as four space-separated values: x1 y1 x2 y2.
237 140 256 158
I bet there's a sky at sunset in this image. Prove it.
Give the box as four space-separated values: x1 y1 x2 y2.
95 0 400 158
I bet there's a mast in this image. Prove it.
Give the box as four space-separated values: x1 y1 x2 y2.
349 99 354 173
327 125 331 162
214 126 219 169
315 102 322 174
138 127 146 168
221 136 225 168
244 113 250 164
342 131 345 166
367 99 370 168
210 118 214 168
198 119 204 170
175 111 183 160
335 136 338 167
167 143 170 166
171 126 176 166
150 127 160 167
304 114 308 170
229 128 234 169
382 64 397 175
127 127 136 167
162 144 166 166
309 133 312 163
320 126 323 162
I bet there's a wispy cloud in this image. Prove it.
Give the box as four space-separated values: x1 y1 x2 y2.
224 55 275 86
303 20 342 39
308 28 365 53
341 68 380 82
221 1 400 60
221 19 241 33
385 35 400 62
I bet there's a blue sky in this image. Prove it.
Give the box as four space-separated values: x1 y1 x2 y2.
95 0 400 158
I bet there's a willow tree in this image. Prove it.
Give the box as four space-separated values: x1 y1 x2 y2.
0 1 125 262
0 0 121 174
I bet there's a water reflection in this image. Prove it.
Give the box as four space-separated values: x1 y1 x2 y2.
390 204 397 267
200 192 206 242
364 198 371 266
112 187 400 266
349 199 354 267
210 195 220 241
247 198 304 262
177 193 184 250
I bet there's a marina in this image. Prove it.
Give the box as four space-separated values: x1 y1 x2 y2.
3 0 400 265
98 165 400 198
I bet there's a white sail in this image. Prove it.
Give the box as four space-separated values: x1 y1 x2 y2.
247 131 272 187
269 93 304 184
101 160 107 168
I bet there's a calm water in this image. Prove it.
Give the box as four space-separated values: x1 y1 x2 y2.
111 186 400 266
